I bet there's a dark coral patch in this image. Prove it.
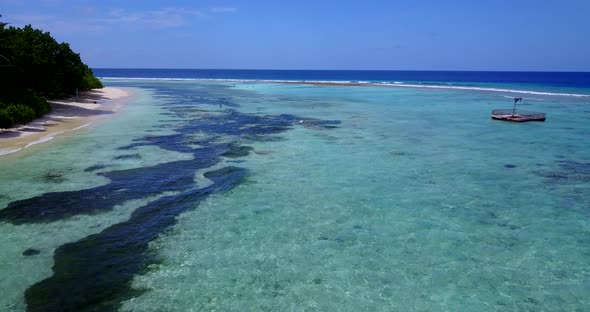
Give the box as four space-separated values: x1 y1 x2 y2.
83 164 109 172
5 82 343 311
22 248 41 256
113 153 142 160
221 145 254 158
25 166 247 312
0 158 216 225
40 171 67 183
538 160 590 184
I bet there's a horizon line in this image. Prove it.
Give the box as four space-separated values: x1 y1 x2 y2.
91 68 590 73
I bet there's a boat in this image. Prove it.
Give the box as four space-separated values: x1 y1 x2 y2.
491 98 546 122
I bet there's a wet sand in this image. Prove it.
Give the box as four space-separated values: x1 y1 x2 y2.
0 87 132 156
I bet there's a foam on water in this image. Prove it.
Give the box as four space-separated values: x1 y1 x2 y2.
23 122 93 150
0 89 180 207
378 82 590 98
1 80 590 311
120 83 590 311
101 77 590 98
0 88 196 310
0 148 22 156
24 136 55 149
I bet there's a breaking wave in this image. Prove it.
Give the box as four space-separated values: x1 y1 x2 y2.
100 77 590 98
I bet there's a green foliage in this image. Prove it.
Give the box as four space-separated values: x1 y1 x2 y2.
5 104 36 123
0 16 100 128
15 90 52 117
0 107 15 129
0 90 51 128
81 69 104 90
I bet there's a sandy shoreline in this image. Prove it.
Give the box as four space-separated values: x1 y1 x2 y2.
0 87 132 156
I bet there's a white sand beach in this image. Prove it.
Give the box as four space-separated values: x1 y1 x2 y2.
0 87 131 156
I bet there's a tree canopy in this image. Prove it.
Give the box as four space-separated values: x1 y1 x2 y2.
0 16 102 128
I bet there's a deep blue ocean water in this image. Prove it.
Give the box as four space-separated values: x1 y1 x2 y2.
93 68 590 88
1 70 590 311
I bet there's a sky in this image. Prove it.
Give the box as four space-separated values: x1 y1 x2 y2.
1 0 590 71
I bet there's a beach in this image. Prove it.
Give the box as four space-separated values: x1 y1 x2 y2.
0 87 131 156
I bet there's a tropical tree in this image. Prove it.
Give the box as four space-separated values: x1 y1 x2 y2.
0 15 102 128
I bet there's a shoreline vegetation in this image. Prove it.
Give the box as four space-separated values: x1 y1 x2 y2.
0 16 103 129
0 87 131 156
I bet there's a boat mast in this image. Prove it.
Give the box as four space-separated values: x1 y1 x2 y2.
512 97 522 116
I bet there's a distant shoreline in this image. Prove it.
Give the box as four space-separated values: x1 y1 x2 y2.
0 87 132 157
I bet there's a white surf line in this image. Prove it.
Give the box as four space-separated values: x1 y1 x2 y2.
71 123 93 131
25 136 55 149
101 77 590 98
47 130 66 137
379 82 590 98
502 95 545 101
23 122 93 149
0 148 22 156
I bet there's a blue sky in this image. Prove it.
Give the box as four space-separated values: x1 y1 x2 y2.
2 0 589 71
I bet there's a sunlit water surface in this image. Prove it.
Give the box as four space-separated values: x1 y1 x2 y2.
1 80 589 311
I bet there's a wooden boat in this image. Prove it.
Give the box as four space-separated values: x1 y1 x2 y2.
491 98 546 122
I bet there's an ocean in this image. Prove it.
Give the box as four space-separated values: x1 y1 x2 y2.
1 69 590 311
94 68 590 88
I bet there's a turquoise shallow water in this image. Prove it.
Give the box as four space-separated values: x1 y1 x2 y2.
1 80 590 311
